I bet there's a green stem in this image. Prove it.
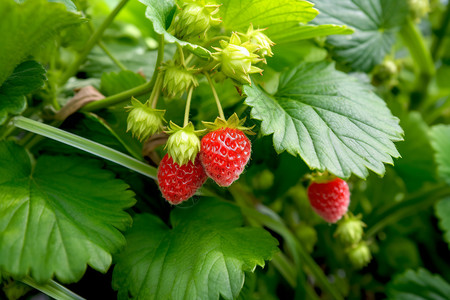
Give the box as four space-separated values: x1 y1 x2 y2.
271 252 297 288
98 41 127 71
21 277 85 300
184 86 194 127
204 72 225 119
13 116 157 180
366 184 450 239
400 17 435 109
59 0 130 85
431 0 450 60
150 72 163 109
82 35 165 112
82 81 152 112
177 43 186 67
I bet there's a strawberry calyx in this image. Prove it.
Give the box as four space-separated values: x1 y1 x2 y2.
165 121 204 165
308 171 340 184
201 113 255 135
125 97 166 141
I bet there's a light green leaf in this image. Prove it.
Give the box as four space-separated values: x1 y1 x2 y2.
311 0 409 72
221 0 351 44
394 112 437 191
0 0 82 86
0 61 46 124
138 0 211 59
244 61 403 179
100 70 146 97
0 141 136 283
430 125 450 184
435 197 450 249
112 198 279 300
387 268 450 300
48 0 77 12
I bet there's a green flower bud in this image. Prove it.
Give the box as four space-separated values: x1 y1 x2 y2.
161 61 199 98
126 98 165 141
334 215 366 246
252 169 275 191
347 241 372 269
408 0 430 22
372 59 398 86
165 121 203 165
239 24 275 60
212 33 263 85
169 1 221 41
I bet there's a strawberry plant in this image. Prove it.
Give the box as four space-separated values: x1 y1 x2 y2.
1 0 450 299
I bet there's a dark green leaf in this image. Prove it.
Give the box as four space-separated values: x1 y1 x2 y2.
113 198 279 300
435 197 450 249
100 70 146 97
0 61 46 124
0 141 135 283
387 268 450 300
0 0 82 85
221 0 352 44
138 0 211 59
311 0 409 71
244 61 403 179
430 125 450 184
394 112 437 191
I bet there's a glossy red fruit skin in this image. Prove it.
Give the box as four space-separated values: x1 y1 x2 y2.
200 128 251 187
307 178 350 223
157 154 207 205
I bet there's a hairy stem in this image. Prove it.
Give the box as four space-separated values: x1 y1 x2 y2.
59 0 130 85
177 43 186 67
204 72 225 119
150 72 164 109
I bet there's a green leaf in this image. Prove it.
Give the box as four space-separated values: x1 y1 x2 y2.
387 268 450 300
100 70 147 96
112 198 279 300
430 125 450 184
0 61 46 124
394 112 437 191
48 0 77 12
311 0 409 72
221 0 352 44
435 197 450 249
244 61 403 179
0 141 136 283
138 0 211 59
0 0 82 86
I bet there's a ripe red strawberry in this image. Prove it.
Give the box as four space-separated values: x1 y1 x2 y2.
307 178 350 223
157 154 207 205
200 127 251 186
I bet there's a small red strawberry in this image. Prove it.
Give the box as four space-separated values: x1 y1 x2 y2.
307 177 350 223
200 113 253 187
157 154 207 205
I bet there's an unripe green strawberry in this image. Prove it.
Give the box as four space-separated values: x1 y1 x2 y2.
239 24 275 61
161 60 199 98
169 1 221 41
212 33 263 85
126 97 165 141
347 241 372 269
165 121 203 166
334 214 366 246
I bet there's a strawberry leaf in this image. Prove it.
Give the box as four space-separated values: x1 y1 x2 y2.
112 198 279 300
435 198 450 250
0 141 135 283
430 125 450 184
138 0 211 59
220 0 352 44
0 61 46 124
311 0 409 72
244 61 403 179
0 0 82 86
387 268 450 300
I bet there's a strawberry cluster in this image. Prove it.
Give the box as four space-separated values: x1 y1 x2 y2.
157 114 252 204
